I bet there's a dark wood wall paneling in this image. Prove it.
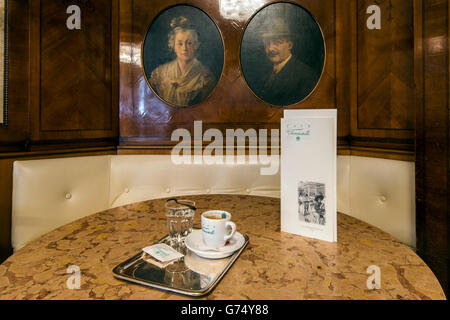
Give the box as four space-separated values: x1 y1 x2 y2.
416 0 449 297
1 0 119 152
0 0 119 263
349 0 415 160
0 0 29 153
119 0 344 153
31 0 119 147
0 0 31 262
118 0 415 160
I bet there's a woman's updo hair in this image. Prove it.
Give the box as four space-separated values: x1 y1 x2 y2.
168 16 200 51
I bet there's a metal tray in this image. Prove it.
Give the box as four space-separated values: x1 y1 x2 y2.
112 231 249 297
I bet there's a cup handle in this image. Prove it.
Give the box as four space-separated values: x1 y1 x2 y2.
224 221 236 242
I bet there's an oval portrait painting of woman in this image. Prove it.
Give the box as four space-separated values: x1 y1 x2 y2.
142 5 224 108
241 3 325 107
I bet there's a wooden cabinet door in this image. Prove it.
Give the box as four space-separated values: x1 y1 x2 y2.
30 0 118 142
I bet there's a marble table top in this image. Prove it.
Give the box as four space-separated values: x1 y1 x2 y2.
0 195 445 300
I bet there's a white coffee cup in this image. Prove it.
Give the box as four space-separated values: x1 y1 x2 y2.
201 210 236 248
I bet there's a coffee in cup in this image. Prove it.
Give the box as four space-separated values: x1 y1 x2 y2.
201 211 236 248
204 215 225 220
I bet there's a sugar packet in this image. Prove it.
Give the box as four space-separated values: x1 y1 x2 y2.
141 253 176 268
142 244 184 263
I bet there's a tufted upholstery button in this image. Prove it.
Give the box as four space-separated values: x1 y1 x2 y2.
124 188 130 194
166 188 171 193
380 196 387 203
65 193 72 200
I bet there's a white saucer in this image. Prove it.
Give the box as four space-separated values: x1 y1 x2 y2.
185 230 245 259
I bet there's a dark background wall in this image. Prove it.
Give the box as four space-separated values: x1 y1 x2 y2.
0 0 447 295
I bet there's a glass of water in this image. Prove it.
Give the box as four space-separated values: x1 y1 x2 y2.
165 199 196 249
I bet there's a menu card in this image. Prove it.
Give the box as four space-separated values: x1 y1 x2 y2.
281 109 337 242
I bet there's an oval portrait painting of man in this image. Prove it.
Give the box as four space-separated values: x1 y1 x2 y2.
142 5 224 107
241 3 325 107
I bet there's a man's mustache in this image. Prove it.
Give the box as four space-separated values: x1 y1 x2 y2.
267 51 279 58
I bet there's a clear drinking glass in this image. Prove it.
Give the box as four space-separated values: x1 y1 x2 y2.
165 199 196 248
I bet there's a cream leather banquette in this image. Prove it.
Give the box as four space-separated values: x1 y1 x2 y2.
12 155 415 251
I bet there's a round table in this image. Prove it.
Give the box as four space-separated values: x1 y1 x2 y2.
0 195 445 300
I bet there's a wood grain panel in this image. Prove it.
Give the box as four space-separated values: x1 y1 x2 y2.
29 0 119 142
357 0 414 130
415 0 449 296
349 0 415 156
0 157 14 261
40 0 111 132
1 0 119 150
0 0 30 152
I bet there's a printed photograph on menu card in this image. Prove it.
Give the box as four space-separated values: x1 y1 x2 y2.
298 181 326 226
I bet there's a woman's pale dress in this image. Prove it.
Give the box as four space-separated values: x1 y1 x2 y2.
150 58 216 106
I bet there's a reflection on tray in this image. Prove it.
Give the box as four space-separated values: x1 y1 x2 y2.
133 259 205 291
112 233 249 297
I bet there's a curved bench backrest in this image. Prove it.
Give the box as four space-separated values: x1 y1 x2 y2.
109 155 280 208
12 155 415 251
12 156 112 251
12 155 280 251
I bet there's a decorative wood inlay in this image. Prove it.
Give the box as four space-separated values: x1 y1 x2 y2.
415 0 450 297
357 0 415 131
40 0 112 132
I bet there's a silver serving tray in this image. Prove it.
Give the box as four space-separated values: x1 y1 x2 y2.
112 231 249 297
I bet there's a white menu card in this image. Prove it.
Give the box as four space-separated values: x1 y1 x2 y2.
281 109 337 242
